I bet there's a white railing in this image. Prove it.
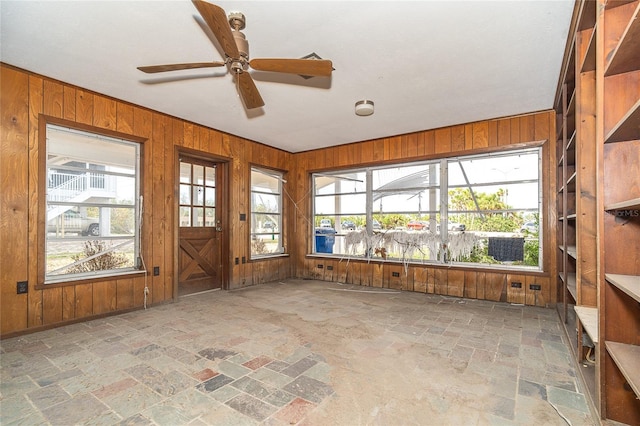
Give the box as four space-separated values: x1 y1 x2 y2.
47 171 117 219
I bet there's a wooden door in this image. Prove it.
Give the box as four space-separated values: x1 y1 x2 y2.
178 156 226 296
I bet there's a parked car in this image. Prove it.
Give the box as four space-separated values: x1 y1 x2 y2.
407 220 429 231
48 210 100 236
341 220 356 230
263 220 277 230
448 222 466 231
319 219 333 228
372 219 382 230
520 221 537 233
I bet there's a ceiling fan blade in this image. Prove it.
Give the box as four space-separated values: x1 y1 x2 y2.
237 72 264 109
137 62 226 73
249 58 333 77
192 0 240 59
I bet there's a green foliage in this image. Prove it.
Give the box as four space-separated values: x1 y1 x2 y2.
448 187 522 232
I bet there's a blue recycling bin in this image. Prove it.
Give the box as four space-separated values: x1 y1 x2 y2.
315 227 336 253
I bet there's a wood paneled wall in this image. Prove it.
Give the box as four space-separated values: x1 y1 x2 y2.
0 64 291 336
290 111 558 307
0 63 557 337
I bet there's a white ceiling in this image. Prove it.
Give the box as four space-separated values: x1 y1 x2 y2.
1 1 573 153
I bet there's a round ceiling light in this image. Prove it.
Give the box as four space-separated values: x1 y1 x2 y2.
355 100 374 116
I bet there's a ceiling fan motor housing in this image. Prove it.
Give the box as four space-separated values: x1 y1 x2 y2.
233 30 250 61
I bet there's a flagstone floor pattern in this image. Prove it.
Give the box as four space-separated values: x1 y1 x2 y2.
1 279 595 425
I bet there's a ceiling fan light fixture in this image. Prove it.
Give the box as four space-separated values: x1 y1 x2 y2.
355 100 374 116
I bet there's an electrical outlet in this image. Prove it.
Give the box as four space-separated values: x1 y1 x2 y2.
317 264 324 269
239 213 246 221
17 281 28 294
511 281 522 288
242 256 246 264
235 257 239 265
392 272 400 277
530 284 541 291
327 265 333 270
153 266 160 276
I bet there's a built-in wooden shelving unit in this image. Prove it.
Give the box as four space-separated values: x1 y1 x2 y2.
556 0 640 423
599 0 640 423
554 0 638 421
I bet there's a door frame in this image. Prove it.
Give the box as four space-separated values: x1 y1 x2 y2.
174 147 230 299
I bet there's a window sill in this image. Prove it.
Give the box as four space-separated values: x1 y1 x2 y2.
250 253 289 262
305 253 545 275
37 269 147 289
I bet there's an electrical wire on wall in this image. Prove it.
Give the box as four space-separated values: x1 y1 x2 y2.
138 195 149 309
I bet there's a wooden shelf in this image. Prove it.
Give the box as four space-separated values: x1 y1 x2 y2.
575 306 599 344
567 172 577 192
567 272 577 301
605 3 640 76
605 341 640 397
605 198 640 212
604 98 640 144
560 245 578 259
580 26 597 73
605 273 640 303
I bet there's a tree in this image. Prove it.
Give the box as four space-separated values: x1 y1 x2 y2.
448 188 522 232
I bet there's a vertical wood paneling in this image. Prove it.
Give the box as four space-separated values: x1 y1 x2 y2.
63 86 76 121
487 121 498 147
75 283 93 319
372 139 385 162
163 120 175 296
464 271 477 299
497 118 511 146
116 278 134 310
423 131 435 155
451 125 466 152
42 288 63 324
510 117 521 144
116 102 134 134
447 269 464 297
476 272 486 300
62 286 75 320
0 66 30 334
519 114 535 142
434 269 447 295
435 128 452 154
372 263 383 287
506 273 526 304
28 75 44 328
426 268 435 294
1 64 558 336
485 273 506 302
93 95 116 130
414 268 428 293
93 280 117 315
75 90 93 125
43 80 63 118
151 113 166 303
134 107 153 304
472 122 489 149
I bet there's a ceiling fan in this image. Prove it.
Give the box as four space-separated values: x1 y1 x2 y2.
137 0 333 109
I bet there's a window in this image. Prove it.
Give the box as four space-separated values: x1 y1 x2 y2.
250 167 284 258
312 147 542 269
179 160 216 227
45 124 141 283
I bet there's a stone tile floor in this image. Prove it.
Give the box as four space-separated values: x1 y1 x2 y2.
1 279 596 425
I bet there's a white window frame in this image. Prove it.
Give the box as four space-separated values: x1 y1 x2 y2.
250 166 285 258
312 147 542 271
44 123 142 283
